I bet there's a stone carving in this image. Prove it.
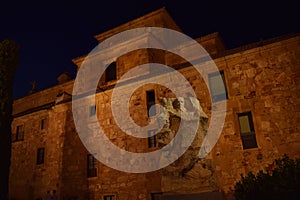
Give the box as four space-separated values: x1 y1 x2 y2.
157 97 218 193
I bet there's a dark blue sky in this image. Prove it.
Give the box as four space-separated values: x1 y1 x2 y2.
1 0 298 99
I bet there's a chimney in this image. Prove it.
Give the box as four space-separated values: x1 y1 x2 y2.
57 72 71 84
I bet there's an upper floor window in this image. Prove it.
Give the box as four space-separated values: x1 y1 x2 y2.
148 130 157 148
208 70 228 102
146 90 156 117
238 112 258 149
87 154 97 177
15 125 24 141
36 148 45 165
105 61 117 82
41 118 47 130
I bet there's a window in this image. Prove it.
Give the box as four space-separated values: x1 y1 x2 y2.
41 118 47 130
151 193 162 200
87 154 97 177
90 105 96 116
16 125 24 141
146 90 156 117
238 112 258 149
105 61 117 82
103 195 116 200
148 130 157 148
208 70 228 102
36 148 45 165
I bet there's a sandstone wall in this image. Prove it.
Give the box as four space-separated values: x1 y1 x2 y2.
209 36 300 194
9 29 300 200
9 104 69 199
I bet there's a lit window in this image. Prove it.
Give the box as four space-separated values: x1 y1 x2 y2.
36 148 45 165
238 112 258 149
87 154 97 177
105 61 117 82
208 70 228 102
146 90 156 117
90 105 96 117
148 130 157 148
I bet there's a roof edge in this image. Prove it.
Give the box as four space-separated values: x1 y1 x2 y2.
93 7 181 42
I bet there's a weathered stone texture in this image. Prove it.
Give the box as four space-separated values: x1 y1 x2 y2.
10 104 68 199
8 8 300 200
211 36 300 193
156 98 218 194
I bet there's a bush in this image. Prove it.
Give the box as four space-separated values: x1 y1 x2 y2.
234 155 300 200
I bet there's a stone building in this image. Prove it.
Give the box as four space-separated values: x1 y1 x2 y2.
9 8 300 200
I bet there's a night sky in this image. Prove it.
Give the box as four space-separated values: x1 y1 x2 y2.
1 0 298 99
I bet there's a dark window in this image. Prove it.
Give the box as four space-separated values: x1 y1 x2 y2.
36 148 45 165
146 90 156 117
103 195 116 200
238 112 258 149
87 154 97 177
151 193 163 200
148 130 157 148
105 61 117 82
208 70 228 102
16 125 24 141
90 105 96 116
41 118 47 130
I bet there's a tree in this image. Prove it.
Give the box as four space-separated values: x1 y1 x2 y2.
234 155 300 200
0 39 19 200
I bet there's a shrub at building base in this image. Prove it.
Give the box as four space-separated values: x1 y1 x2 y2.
234 155 300 200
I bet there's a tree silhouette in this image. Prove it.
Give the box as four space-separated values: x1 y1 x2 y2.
234 155 300 200
0 39 19 200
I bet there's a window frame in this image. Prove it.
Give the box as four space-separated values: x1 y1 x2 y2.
90 105 96 117
41 118 47 130
238 111 258 149
151 192 163 200
148 129 157 148
36 147 45 165
105 61 117 82
103 194 116 200
15 124 25 141
146 90 156 117
208 70 228 102
87 154 98 178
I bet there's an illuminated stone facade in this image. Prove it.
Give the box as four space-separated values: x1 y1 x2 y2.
9 8 300 200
